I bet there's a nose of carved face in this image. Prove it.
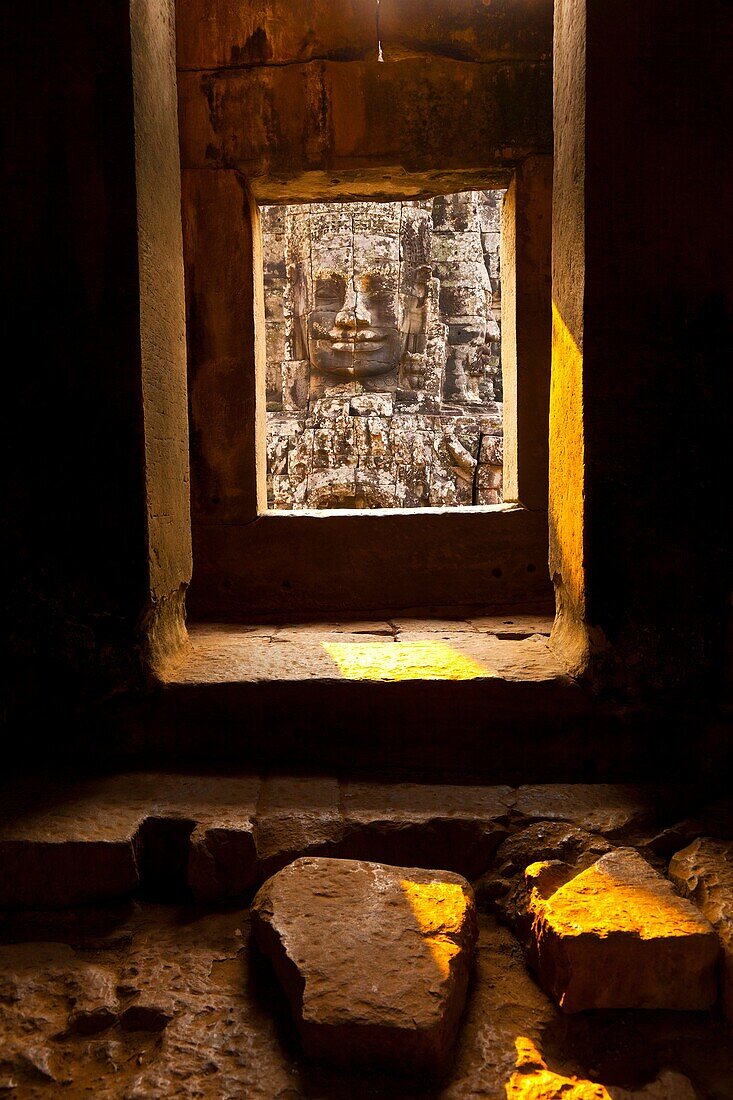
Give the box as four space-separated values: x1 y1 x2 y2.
331 280 372 336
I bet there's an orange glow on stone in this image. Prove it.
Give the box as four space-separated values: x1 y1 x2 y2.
506 1037 612 1099
528 859 710 939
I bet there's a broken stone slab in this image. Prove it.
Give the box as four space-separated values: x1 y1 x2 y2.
65 966 119 1036
253 777 344 878
669 837 733 1026
187 823 258 903
180 776 260 902
251 856 478 1074
512 785 662 842
475 821 614 946
0 776 145 908
341 781 513 878
526 848 719 1012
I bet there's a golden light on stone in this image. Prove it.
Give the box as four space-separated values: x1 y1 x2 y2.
505 1037 612 1099
526 850 719 1013
322 639 495 680
549 300 586 622
401 878 470 979
528 858 712 939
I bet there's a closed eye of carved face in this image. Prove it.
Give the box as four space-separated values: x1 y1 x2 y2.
313 273 347 312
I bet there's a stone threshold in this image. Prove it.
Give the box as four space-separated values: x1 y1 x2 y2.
161 615 561 685
77 615 712 778
125 614 600 773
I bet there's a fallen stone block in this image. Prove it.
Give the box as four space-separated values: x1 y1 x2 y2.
669 836 733 1026
505 1037 698 1100
526 848 719 1012
474 821 613 943
251 856 478 1074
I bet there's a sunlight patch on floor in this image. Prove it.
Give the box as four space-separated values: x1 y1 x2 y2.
322 639 496 680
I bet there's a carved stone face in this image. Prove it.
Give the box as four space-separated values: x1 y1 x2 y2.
291 203 432 381
307 270 402 379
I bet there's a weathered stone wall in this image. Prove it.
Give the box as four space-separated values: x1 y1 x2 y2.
263 191 504 509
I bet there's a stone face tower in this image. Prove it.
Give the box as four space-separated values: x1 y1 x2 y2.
263 191 504 509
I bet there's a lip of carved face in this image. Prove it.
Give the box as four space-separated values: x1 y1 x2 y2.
306 271 402 378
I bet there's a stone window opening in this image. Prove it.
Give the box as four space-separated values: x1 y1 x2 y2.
262 190 506 511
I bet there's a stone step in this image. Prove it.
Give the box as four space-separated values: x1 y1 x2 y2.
76 618 708 779
0 774 714 910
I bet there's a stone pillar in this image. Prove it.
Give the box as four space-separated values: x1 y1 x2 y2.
550 0 732 694
501 156 552 512
6 0 192 731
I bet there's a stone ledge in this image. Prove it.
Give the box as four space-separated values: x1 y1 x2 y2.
0 775 723 910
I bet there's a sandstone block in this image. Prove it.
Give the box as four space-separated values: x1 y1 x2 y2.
188 824 258 902
476 821 612 943
341 782 512 878
513 784 658 840
176 0 378 71
669 837 733 1026
251 857 478 1074
379 0 553 63
527 849 718 1012
254 777 343 876
0 838 139 909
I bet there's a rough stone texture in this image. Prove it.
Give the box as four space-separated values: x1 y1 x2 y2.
184 778 260 903
130 0 193 669
513 784 661 841
341 781 512 878
254 777 344 875
178 59 552 201
3 774 714 909
669 837 733 1026
251 857 478 1074
527 848 719 1013
190 506 552 619
378 0 553 63
263 191 504 510
0 777 144 909
476 821 614 944
1 906 731 1097
504 1046 698 1100
175 0 553 70
175 0 379 70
